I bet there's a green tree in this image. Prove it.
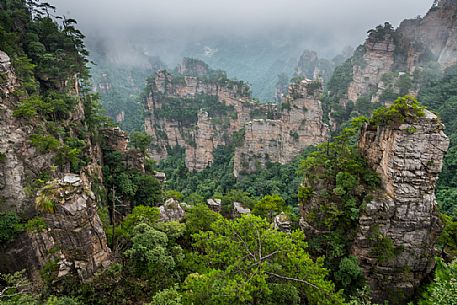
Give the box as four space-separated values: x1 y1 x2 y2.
149 286 183 305
186 215 344 305
125 223 184 292
252 194 286 221
130 131 152 153
419 259 457 305
132 174 163 207
0 213 23 244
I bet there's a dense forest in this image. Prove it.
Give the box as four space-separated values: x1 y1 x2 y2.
0 1 456 305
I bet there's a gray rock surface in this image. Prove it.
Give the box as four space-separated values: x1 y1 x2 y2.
233 202 251 217
0 49 111 284
160 198 185 221
207 198 222 213
352 110 449 303
273 213 292 233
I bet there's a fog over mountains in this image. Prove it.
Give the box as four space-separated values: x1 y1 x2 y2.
51 0 434 99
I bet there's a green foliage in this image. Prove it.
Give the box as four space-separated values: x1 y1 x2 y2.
368 225 401 264
25 217 47 233
118 205 160 239
437 214 457 261
347 286 380 305
129 131 152 153
0 270 33 304
252 194 286 221
68 263 154 305
13 96 51 118
155 94 235 126
290 130 299 141
102 148 163 222
334 256 364 295
419 259 457 305
183 204 222 237
164 190 184 201
0 290 81 305
132 174 163 206
29 133 60 153
0 213 24 244
160 145 311 208
187 215 345 305
0 152 6 163
150 286 183 305
370 95 425 127
124 223 184 291
367 22 394 43
220 189 254 216
300 117 380 272
44 296 81 305
419 65 457 198
35 193 56 214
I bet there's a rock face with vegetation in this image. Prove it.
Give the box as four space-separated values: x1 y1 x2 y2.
143 59 254 171
324 0 457 130
0 47 111 283
353 106 449 303
144 59 328 174
347 30 396 103
234 79 328 176
397 0 457 70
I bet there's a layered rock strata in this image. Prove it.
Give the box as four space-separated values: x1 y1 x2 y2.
144 60 328 174
352 110 449 303
0 50 111 283
233 79 328 176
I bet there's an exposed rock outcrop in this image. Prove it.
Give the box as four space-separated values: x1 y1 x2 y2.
347 38 395 103
352 110 449 303
144 60 328 174
273 213 291 233
159 198 186 222
233 79 328 176
341 1 457 109
144 67 253 171
233 202 250 217
40 174 110 280
0 50 111 284
0 51 17 95
295 50 336 83
207 198 222 213
397 0 457 70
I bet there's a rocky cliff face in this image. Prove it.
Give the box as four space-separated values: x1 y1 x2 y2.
337 1 457 109
145 59 328 174
234 79 328 176
0 50 111 283
353 111 449 303
347 38 395 103
295 50 336 83
397 0 457 70
144 66 254 172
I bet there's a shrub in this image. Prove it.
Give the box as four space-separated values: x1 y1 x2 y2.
30 134 60 153
25 216 47 233
370 95 425 127
35 193 57 213
0 212 24 244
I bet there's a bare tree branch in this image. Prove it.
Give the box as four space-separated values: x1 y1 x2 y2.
266 272 321 291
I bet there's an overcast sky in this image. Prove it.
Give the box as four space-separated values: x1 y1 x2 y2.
52 0 433 35
50 0 434 63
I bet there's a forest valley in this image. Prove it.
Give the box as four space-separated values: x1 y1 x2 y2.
0 0 457 305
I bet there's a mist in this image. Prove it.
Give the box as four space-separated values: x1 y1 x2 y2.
50 0 434 99
52 0 433 51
